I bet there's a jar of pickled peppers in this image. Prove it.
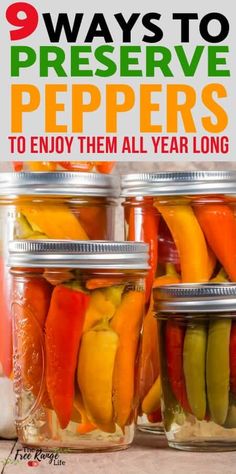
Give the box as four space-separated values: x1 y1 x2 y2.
121 171 236 433
9 240 149 452
154 283 236 451
0 171 119 432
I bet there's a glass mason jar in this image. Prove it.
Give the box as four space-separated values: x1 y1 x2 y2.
12 161 115 174
121 171 236 433
154 283 236 452
9 240 148 452
0 172 118 438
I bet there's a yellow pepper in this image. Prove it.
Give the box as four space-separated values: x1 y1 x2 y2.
83 286 124 333
154 200 211 282
77 320 119 433
18 203 88 240
142 376 161 416
15 215 47 240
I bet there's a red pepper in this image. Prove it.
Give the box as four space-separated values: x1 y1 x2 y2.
194 203 236 281
12 162 23 172
230 322 236 396
147 407 162 424
45 285 90 429
95 162 115 174
165 321 191 413
127 200 159 302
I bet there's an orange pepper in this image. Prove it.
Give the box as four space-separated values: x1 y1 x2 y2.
19 203 88 240
85 277 124 290
155 201 211 283
95 162 115 174
77 422 96 434
75 206 108 240
74 391 97 434
111 291 145 429
27 162 57 171
194 202 236 281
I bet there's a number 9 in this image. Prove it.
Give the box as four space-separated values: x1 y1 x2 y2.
6 2 39 41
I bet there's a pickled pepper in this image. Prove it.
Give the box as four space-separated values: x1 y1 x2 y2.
45 285 90 429
111 291 145 429
155 201 211 283
19 203 88 240
77 321 119 433
165 321 191 413
194 203 236 281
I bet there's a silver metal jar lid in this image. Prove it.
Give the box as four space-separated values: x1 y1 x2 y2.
121 171 236 197
0 172 120 197
154 283 236 313
9 240 149 270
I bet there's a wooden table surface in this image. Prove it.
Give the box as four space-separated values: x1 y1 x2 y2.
1 432 236 474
